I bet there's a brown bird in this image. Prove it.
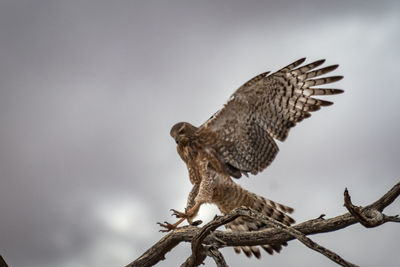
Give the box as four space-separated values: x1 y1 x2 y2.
158 58 343 258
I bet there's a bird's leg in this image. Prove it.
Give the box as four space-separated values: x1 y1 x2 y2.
171 202 200 220
157 203 201 232
157 218 186 233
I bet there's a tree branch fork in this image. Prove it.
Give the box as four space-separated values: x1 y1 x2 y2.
128 181 400 267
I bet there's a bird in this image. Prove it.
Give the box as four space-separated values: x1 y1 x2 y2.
158 58 343 258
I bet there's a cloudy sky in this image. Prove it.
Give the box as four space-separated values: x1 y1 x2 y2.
0 1 399 266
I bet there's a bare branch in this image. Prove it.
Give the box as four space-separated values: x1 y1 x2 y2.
0 255 9 267
182 214 240 266
344 186 400 228
369 181 400 211
233 208 358 267
127 181 400 267
385 215 400 223
206 248 228 267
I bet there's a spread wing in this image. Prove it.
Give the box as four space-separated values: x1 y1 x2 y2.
199 58 343 178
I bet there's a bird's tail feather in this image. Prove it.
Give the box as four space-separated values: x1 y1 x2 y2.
225 192 295 258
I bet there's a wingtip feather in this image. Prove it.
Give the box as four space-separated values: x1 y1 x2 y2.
333 75 344 82
328 64 339 71
295 57 307 66
313 58 326 66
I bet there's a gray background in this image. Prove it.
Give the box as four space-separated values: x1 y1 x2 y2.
0 1 399 266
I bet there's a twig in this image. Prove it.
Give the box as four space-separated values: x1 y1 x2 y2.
344 188 380 227
0 255 8 267
344 185 400 228
368 181 400 211
206 247 228 267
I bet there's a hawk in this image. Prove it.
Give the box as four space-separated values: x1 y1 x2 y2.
158 58 343 258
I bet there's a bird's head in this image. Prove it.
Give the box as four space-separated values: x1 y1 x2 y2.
170 122 197 145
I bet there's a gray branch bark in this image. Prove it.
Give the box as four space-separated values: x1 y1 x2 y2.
0 255 9 267
127 181 400 267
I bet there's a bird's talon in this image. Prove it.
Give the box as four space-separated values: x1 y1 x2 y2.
191 220 203 226
170 209 187 219
157 221 177 232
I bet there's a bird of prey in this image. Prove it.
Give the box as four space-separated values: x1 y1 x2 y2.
158 58 343 258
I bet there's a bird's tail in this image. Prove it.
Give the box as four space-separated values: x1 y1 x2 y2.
224 191 295 258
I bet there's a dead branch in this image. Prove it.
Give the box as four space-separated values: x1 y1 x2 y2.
206 248 228 267
182 214 240 267
127 181 400 267
0 255 8 267
344 187 400 227
232 208 359 267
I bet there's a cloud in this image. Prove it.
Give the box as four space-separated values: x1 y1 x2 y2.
0 1 399 267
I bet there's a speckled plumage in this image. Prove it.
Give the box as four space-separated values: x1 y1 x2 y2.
163 58 343 258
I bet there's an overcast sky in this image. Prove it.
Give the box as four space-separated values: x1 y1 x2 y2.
0 1 399 267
